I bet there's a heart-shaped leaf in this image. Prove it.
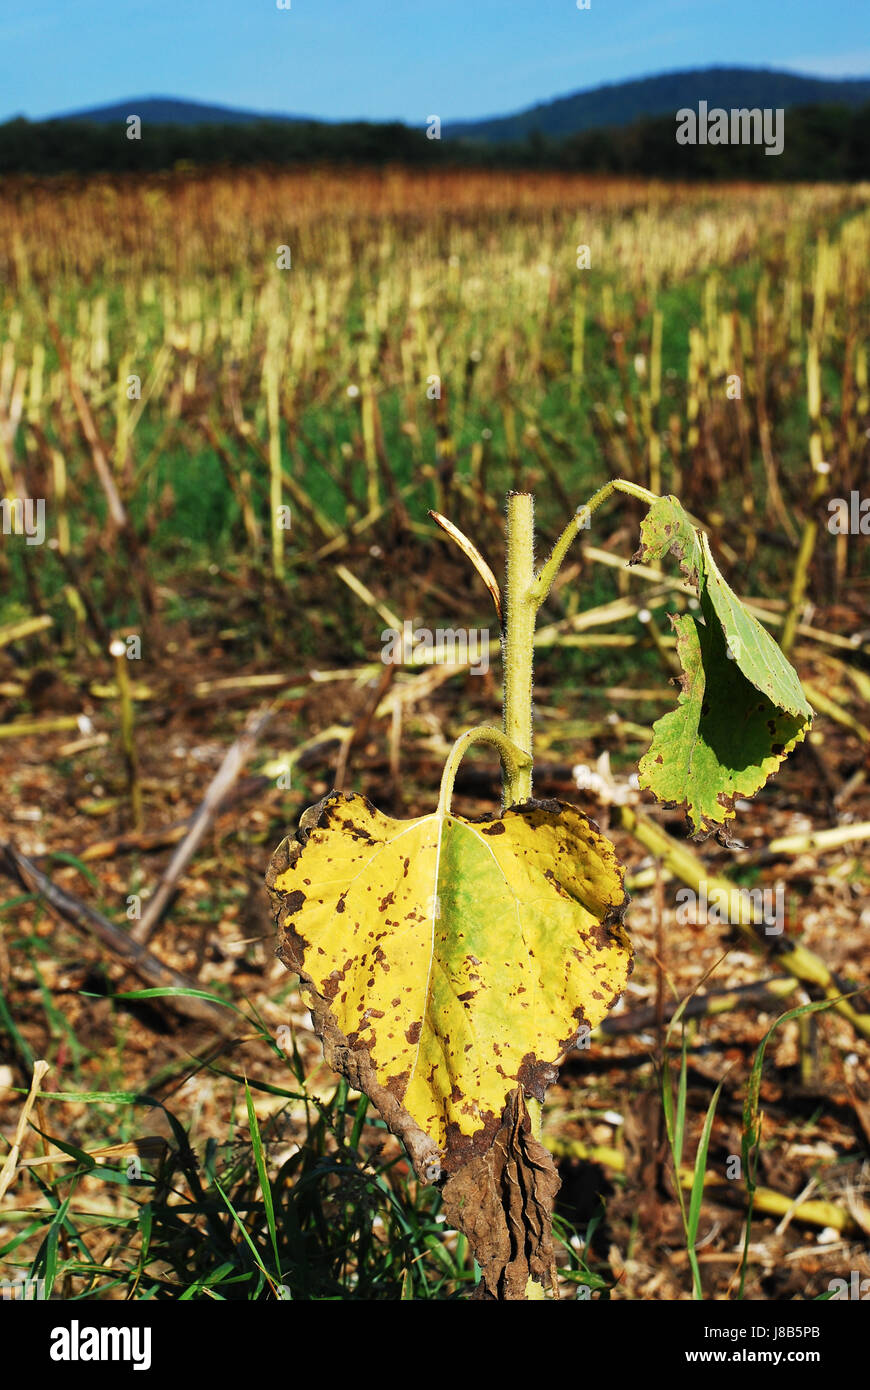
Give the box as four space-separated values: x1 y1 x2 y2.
633 495 812 837
267 792 632 1176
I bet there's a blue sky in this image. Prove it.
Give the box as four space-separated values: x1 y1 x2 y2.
1 0 868 124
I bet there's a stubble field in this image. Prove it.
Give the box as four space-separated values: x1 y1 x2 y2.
1 166 868 1300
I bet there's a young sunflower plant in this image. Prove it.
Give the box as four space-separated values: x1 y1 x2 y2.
267 484 812 1300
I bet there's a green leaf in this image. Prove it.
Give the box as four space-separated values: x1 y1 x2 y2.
633 496 812 836
635 494 705 588
699 534 811 720
267 792 632 1176
638 610 808 836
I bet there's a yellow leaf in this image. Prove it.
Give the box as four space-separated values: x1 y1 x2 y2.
268 792 632 1173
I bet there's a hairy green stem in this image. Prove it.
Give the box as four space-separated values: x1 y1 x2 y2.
501 492 549 1300
502 492 536 806
531 478 657 610
436 726 532 819
439 484 661 1301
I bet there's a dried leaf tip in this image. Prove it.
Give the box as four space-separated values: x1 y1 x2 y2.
428 510 502 621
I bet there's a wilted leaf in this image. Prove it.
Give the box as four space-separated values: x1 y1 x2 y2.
267 792 631 1177
441 1086 560 1300
633 495 812 837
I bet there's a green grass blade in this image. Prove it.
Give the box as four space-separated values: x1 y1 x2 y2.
244 1080 281 1279
674 1028 688 1170
685 1078 724 1300
688 1080 724 1249
737 995 843 1299
213 1176 278 1296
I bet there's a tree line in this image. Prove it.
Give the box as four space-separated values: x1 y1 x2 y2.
0 103 867 179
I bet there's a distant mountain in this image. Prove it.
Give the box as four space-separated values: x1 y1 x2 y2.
46 96 315 126
4 73 868 179
446 67 870 142
36 67 870 141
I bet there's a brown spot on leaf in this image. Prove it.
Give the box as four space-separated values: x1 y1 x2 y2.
340 816 376 844
384 1069 409 1100
557 1004 592 1053
516 1052 559 1102
543 868 570 898
405 1020 422 1045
